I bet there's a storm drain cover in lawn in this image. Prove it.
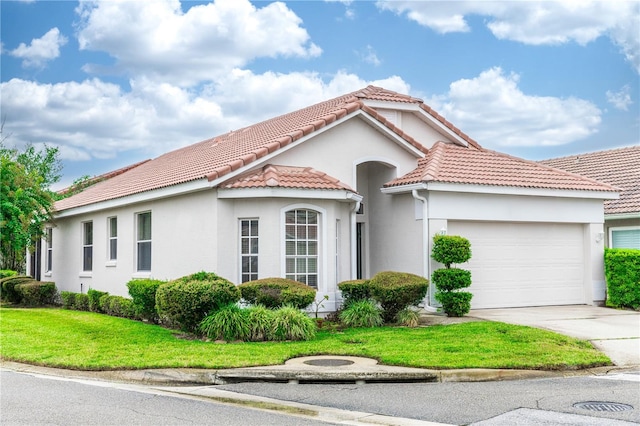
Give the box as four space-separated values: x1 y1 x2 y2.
303 359 355 367
573 401 633 412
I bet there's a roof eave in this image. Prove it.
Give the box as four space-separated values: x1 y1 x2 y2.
218 187 362 202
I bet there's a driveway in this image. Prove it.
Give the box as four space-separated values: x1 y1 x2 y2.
470 305 640 367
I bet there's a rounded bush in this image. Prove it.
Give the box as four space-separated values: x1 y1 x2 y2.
87 288 108 312
339 299 383 328
199 304 250 341
0 275 34 303
239 278 316 309
432 235 471 267
435 291 473 317
16 281 57 306
156 273 240 332
431 268 472 292
369 271 429 323
337 279 371 307
99 294 136 319
272 306 316 341
127 278 165 322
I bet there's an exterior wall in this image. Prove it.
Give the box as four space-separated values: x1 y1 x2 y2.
43 190 218 296
425 190 607 306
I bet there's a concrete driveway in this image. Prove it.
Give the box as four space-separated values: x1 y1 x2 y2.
470 305 640 367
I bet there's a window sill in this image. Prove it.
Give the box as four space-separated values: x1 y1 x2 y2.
79 272 92 278
132 271 151 279
105 261 117 267
44 272 52 277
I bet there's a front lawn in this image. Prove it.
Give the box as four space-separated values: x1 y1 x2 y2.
0 308 610 370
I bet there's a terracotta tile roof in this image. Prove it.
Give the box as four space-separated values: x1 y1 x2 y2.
540 145 640 215
56 159 150 196
222 164 354 191
55 86 438 212
386 142 618 192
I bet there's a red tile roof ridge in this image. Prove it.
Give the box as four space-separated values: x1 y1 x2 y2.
360 104 428 154
418 104 481 150
222 164 355 192
421 141 447 181
540 144 640 163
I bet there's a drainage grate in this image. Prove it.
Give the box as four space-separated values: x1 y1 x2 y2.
304 359 355 367
573 401 633 412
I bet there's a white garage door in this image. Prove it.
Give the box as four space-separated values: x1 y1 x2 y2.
447 221 586 309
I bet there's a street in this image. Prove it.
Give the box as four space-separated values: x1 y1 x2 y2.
2 368 639 425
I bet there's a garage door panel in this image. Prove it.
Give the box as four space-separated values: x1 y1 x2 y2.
447 221 585 309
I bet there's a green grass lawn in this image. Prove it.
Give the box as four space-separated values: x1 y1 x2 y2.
0 307 610 371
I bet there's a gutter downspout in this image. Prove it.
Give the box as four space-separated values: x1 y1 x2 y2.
350 199 361 280
412 189 437 312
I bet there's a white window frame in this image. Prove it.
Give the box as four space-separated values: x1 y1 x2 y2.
82 221 93 272
45 227 53 274
281 204 327 290
239 218 259 283
609 226 640 249
107 216 117 264
136 211 152 272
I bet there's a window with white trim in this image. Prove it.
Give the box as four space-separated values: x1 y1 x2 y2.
285 209 318 288
82 221 93 271
108 216 117 261
45 227 53 272
240 219 258 283
610 227 640 250
136 212 151 271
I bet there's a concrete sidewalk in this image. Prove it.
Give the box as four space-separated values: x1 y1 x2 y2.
469 305 640 367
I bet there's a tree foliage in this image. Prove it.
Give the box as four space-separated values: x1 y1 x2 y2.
0 142 62 272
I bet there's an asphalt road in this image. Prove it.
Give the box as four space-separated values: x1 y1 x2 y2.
220 372 640 425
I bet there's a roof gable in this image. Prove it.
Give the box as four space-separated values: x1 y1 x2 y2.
222 164 354 191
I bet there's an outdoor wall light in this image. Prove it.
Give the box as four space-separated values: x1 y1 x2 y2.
595 232 604 243
440 228 447 235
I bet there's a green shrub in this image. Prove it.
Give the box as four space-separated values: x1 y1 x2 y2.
605 248 640 310
272 306 316 341
199 304 250 341
396 308 420 327
99 294 136 319
16 281 57 306
337 279 371 307
431 235 473 317
73 293 90 311
431 268 472 292
246 305 275 341
435 291 473 317
339 299 383 328
87 288 108 312
0 270 17 279
432 234 472 267
127 278 165 322
0 275 33 303
60 291 77 309
239 278 316 309
155 272 240 332
369 271 429 323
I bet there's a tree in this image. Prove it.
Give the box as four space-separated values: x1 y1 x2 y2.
0 142 62 272
431 234 473 317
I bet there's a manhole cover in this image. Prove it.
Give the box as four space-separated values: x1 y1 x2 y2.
573 401 633 412
304 359 355 366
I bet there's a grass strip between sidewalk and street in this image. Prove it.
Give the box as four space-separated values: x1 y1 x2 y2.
0 308 610 371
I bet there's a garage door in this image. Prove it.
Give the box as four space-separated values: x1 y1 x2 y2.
447 221 586 309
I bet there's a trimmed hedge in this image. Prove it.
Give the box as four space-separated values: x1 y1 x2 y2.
60 291 77 309
127 278 165 322
337 279 371 307
432 235 473 317
369 271 429 323
431 268 472 292
99 294 137 319
431 234 472 267
74 293 90 311
88 288 108 313
605 248 640 310
0 275 33 303
239 278 316 309
16 281 57 306
155 272 240 332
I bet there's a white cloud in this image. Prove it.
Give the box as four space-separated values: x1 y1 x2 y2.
358 45 381 66
606 85 633 111
9 27 68 68
428 67 601 147
75 0 322 86
377 0 640 73
0 72 410 162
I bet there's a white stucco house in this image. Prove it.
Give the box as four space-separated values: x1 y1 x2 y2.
33 86 618 312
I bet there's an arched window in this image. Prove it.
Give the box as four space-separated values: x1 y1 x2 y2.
285 209 318 288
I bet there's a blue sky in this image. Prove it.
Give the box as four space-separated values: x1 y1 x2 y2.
1 0 639 189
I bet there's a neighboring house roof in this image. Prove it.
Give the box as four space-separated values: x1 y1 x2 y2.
540 145 640 216
53 86 616 213
386 142 617 192
222 164 354 191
